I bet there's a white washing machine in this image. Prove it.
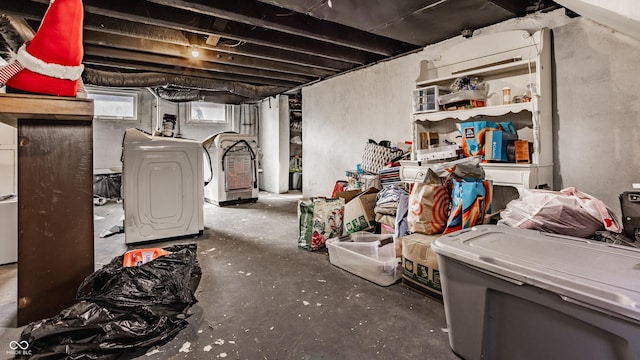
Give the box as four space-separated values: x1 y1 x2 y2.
203 132 258 206
0 196 17 265
122 128 204 244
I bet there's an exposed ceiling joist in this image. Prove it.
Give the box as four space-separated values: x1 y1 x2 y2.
146 0 420 54
84 44 317 84
1 0 559 103
80 13 353 72
75 0 382 64
83 30 336 78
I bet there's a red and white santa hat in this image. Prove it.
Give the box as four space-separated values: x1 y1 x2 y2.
0 0 84 97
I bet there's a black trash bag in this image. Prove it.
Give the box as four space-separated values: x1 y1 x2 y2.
17 244 201 360
93 174 122 200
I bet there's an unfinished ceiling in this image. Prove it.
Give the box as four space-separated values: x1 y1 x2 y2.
0 0 561 103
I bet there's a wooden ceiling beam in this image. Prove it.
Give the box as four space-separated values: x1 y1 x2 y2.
83 29 337 78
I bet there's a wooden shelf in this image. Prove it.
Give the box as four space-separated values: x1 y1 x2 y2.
0 93 94 124
416 59 536 87
414 102 532 122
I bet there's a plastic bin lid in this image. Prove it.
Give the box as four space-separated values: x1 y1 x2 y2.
432 225 640 322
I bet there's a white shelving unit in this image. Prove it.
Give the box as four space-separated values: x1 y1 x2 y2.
407 29 553 190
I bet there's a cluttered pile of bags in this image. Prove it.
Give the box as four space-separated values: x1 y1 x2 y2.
296 156 493 253
407 157 492 236
16 244 202 359
297 129 635 255
297 156 632 254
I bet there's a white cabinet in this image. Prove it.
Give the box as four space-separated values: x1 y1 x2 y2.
409 29 553 190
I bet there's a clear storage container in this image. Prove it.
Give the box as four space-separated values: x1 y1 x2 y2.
326 232 401 286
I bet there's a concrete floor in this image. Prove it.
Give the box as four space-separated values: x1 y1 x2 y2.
0 191 457 359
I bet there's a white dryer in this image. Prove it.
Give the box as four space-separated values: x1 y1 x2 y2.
203 132 258 206
122 128 204 244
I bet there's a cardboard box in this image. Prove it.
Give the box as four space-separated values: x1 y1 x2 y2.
360 174 381 190
515 140 532 164
484 130 518 161
380 223 395 235
336 188 379 234
419 132 439 150
401 233 442 297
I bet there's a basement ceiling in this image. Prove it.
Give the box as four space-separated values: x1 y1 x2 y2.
0 0 561 103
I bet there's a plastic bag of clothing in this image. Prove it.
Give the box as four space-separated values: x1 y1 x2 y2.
374 185 404 226
429 156 485 180
374 185 409 238
498 187 621 238
17 244 201 359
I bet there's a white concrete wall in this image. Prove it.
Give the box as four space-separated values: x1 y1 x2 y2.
258 95 289 194
302 9 640 218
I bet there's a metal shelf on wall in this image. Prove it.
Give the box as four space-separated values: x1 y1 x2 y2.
288 91 302 190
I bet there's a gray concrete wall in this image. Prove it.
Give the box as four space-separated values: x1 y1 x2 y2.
93 89 234 172
302 52 421 197
92 89 154 172
552 18 640 217
302 9 639 219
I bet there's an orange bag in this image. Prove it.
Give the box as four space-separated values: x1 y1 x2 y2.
122 248 171 267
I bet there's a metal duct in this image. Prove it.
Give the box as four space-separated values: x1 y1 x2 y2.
0 15 30 51
152 87 250 104
154 87 203 102
82 68 287 100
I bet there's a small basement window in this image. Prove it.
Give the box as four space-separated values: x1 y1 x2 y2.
188 102 227 123
87 89 138 120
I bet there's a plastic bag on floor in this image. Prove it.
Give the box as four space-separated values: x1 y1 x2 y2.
498 187 621 238
17 244 201 359
93 173 122 200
